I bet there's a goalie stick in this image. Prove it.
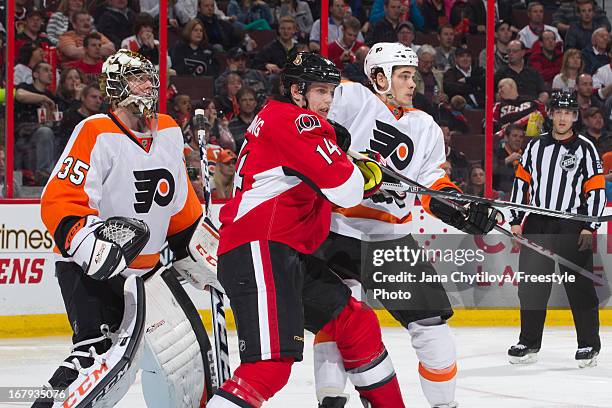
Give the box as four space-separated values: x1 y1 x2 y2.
377 181 612 224
195 109 232 391
350 150 605 286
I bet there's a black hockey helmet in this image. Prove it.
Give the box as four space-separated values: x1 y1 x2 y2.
549 90 579 111
282 51 341 96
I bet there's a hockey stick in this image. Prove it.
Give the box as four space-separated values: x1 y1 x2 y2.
378 181 612 224
350 150 606 285
195 110 232 391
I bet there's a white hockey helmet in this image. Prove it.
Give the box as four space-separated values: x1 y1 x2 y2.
101 49 160 118
364 42 419 94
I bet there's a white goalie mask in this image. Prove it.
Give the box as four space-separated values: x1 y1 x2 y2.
101 49 160 117
364 42 418 94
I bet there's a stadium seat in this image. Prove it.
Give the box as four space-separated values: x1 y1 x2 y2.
171 75 215 101
248 30 277 51
452 133 485 162
464 109 485 133
465 34 485 59
512 9 529 30
216 52 228 73
168 28 181 49
415 32 439 48
544 10 553 25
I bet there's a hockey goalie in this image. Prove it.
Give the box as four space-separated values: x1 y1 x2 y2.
33 50 221 407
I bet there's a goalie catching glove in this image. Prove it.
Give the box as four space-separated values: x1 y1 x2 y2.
429 188 502 234
65 216 150 280
173 216 224 293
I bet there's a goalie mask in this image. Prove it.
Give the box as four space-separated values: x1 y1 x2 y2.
101 49 160 118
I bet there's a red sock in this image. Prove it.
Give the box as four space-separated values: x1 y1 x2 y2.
219 358 294 407
320 298 406 408
357 374 404 408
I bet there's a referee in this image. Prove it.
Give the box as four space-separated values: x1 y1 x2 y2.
507 91 606 368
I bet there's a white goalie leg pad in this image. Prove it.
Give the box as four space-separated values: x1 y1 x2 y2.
141 268 211 408
408 317 457 407
53 274 146 408
314 339 350 402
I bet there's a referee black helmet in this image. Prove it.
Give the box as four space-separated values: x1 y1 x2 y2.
549 90 579 111
282 51 341 96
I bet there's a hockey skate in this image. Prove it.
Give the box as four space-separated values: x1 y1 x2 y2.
31 332 114 407
32 275 145 408
576 347 599 368
508 344 540 364
318 396 348 408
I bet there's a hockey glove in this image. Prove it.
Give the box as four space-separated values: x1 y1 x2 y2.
370 188 407 208
459 202 502 234
66 216 150 280
428 188 501 234
370 174 407 208
354 151 384 198
447 202 501 234
328 120 351 153
173 216 224 293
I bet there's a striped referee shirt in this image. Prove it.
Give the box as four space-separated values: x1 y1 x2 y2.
509 131 606 230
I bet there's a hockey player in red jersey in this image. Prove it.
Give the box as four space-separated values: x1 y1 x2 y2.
312 43 502 408
35 50 221 407
207 52 407 407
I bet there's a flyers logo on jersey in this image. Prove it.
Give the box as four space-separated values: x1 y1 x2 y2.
370 120 414 170
133 169 175 213
295 114 321 134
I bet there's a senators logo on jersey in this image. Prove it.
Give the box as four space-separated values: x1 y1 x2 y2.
295 114 321 134
370 120 414 170
133 169 175 213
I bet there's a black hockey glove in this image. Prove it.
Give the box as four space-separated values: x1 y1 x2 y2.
429 188 501 234
370 189 407 208
328 120 351 153
457 202 502 234
370 174 407 208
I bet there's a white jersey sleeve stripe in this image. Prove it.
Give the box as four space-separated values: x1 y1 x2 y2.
320 164 364 208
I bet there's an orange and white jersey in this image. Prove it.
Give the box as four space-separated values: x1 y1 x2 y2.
41 112 202 274
328 81 456 241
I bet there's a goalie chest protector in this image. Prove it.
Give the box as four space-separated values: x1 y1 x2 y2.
42 113 202 272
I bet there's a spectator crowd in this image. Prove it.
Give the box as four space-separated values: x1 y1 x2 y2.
0 0 489 199
20 0 604 202
4 0 611 202
494 0 612 201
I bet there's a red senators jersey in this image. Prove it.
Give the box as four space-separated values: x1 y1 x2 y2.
218 100 363 255
41 113 202 273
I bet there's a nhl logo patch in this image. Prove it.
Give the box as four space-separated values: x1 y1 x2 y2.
560 153 577 171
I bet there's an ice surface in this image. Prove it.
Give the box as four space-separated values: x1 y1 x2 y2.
1 327 611 407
